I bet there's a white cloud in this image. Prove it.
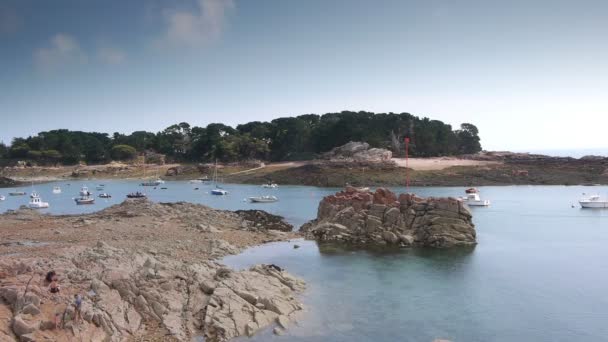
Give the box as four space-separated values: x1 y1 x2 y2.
98 46 126 65
34 33 87 71
160 0 234 47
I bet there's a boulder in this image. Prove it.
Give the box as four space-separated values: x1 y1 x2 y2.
301 187 476 248
12 316 35 337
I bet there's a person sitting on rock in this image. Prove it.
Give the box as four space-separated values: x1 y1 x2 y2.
49 278 60 293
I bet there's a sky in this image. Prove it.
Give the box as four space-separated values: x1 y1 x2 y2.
1 0 607 152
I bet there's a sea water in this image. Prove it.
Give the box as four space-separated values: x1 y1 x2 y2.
2 182 607 341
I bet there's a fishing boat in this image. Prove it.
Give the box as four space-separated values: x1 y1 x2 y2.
579 194 608 208
210 160 228 195
460 191 490 206
98 193 112 198
249 195 278 203
79 186 91 196
261 182 278 188
126 192 146 199
52 186 62 194
29 193 49 209
9 191 26 196
74 196 95 205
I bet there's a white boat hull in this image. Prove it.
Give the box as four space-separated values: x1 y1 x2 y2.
249 196 278 203
0 196 5 201
463 200 491 206
579 201 608 208
29 202 49 209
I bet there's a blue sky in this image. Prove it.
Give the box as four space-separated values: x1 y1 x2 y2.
1 0 607 151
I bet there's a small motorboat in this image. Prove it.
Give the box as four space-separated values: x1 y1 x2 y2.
9 191 26 196
261 183 278 188
79 186 91 196
74 196 95 205
0 195 5 201
460 192 490 206
52 186 62 194
579 194 608 208
29 192 49 209
211 187 228 196
98 193 112 198
127 192 147 199
465 187 479 194
249 195 279 203
160 187 168 190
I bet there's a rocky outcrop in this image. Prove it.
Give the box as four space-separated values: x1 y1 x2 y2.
0 242 305 342
235 210 293 232
322 141 393 163
0 176 18 187
301 187 476 248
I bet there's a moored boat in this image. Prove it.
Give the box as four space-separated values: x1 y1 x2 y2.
0 195 5 201
79 186 91 196
98 193 112 198
211 187 228 196
261 183 278 188
52 186 62 194
126 192 146 199
460 191 490 206
249 195 278 203
9 191 26 196
465 187 479 194
29 192 49 209
74 196 95 205
141 179 164 186
579 194 608 208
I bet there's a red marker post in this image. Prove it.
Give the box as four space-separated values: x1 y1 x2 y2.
404 137 410 191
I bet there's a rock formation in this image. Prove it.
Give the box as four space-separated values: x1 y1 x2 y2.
0 199 305 341
301 187 476 248
235 210 293 232
322 141 393 163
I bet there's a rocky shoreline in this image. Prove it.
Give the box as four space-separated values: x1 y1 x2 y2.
0 200 305 341
301 187 476 248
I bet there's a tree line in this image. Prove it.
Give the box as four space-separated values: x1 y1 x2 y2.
0 111 481 165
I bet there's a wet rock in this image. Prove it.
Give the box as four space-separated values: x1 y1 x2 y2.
235 210 293 232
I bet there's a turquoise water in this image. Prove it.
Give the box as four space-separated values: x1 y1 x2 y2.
2 182 608 341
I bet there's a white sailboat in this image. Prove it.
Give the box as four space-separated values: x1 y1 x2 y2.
210 160 228 195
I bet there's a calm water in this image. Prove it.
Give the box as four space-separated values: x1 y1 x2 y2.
2 181 608 341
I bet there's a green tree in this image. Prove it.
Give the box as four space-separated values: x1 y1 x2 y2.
111 145 137 161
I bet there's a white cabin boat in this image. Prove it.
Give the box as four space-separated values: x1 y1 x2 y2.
79 186 91 196
461 192 490 206
52 186 62 194
29 193 49 209
249 195 278 203
579 195 608 208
